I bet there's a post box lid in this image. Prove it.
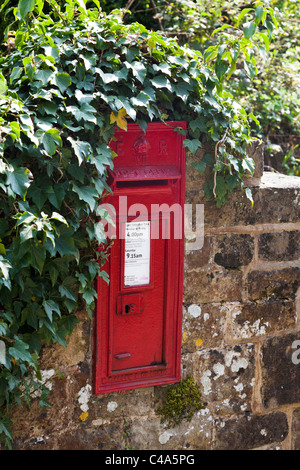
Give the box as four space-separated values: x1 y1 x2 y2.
111 165 181 181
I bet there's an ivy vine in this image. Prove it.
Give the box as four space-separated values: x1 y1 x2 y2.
0 0 276 448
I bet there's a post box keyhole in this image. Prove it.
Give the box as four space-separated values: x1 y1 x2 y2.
124 303 137 315
125 304 130 314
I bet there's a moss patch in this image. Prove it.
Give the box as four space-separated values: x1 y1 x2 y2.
156 376 206 428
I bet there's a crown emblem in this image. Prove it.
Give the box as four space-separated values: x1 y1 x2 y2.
132 134 151 163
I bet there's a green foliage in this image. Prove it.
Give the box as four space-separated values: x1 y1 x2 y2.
282 145 300 176
0 0 277 448
125 1 300 159
156 376 205 427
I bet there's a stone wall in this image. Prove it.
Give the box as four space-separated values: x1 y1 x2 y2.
5 143 300 450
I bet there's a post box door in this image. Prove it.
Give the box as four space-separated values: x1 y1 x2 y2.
110 217 167 372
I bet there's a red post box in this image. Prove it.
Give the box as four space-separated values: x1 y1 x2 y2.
93 122 186 394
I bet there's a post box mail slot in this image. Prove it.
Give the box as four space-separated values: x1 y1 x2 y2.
93 122 186 394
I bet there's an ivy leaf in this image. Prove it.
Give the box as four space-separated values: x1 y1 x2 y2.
110 108 128 131
190 117 207 135
55 226 78 257
130 91 150 108
54 72 72 93
51 212 68 226
9 122 20 140
151 75 169 89
242 157 255 175
34 69 53 86
183 139 202 154
42 128 62 156
245 187 254 206
58 285 76 302
30 244 46 274
75 89 95 104
5 167 32 198
96 67 118 84
131 61 147 84
9 339 32 364
67 137 92 165
175 82 191 102
20 224 35 242
72 183 98 211
82 288 97 305
43 299 61 322
66 104 97 123
90 153 111 175
203 95 222 111
248 112 260 126
226 174 240 190
10 67 23 84
0 256 12 280
191 160 207 175
0 74 7 97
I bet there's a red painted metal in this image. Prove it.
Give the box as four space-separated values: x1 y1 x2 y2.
93 121 186 394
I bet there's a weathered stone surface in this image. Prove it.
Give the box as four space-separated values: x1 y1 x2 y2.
184 236 213 269
214 412 289 450
186 173 300 228
214 233 254 268
39 310 90 369
10 370 81 445
185 146 210 191
57 420 126 450
181 353 196 379
261 332 300 409
184 267 243 304
247 267 300 301
194 344 255 413
6 157 300 450
129 410 213 450
259 231 300 262
246 140 265 179
182 303 227 353
89 387 156 421
230 301 296 341
292 407 300 450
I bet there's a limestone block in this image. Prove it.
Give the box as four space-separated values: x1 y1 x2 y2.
214 233 254 269
258 231 300 262
89 387 156 421
129 411 213 450
56 420 126 450
182 303 227 353
194 344 255 412
184 267 243 304
229 300 296 341
246 140 265 179
247 267 300 301
261 332 300 409
292 407 300 450
184 236 213 269
214 412 289 450
186 173 300 229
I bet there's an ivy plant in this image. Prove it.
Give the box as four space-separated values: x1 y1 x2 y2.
0 0 276 448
